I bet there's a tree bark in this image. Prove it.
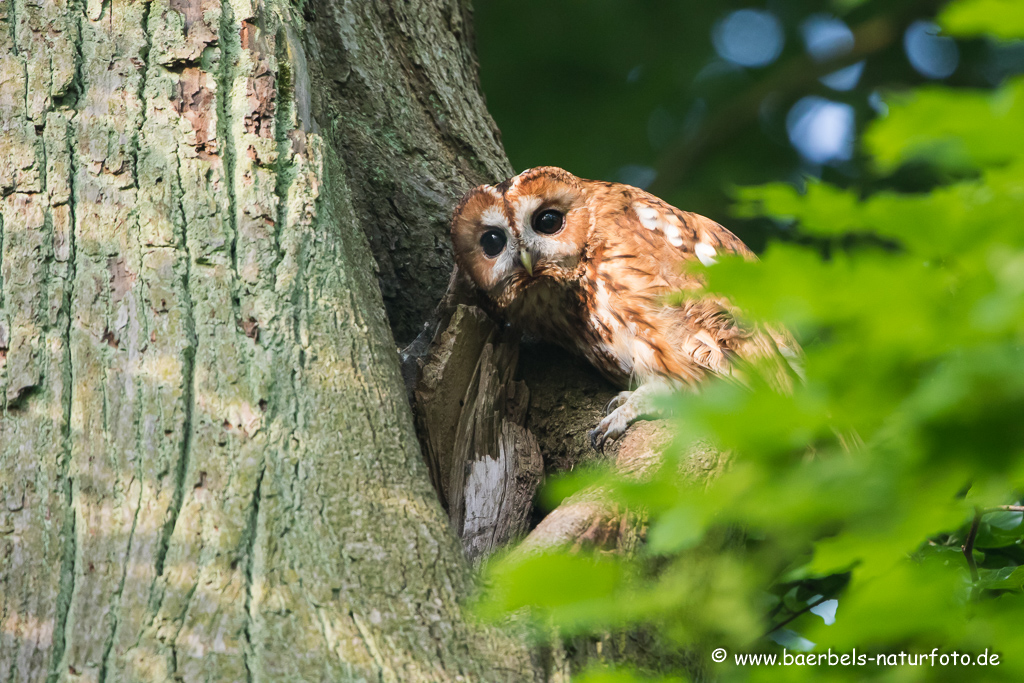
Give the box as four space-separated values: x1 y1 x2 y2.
305 1 511 343
0 0 533 681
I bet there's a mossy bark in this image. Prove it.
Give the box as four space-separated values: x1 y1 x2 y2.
304 1 511 343
0 0 533 681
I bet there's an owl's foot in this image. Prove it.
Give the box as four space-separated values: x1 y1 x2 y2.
603 390 633 416
589 383 669 451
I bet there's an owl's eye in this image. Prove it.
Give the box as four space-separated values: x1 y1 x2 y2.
480 229 507 257
533 209 564 235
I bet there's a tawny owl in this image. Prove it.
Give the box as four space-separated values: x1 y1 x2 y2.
451 166 798 449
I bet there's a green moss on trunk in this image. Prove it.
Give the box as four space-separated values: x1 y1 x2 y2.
0 0 534 680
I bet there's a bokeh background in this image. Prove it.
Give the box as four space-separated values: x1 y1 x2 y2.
475 0 1024 249
472 4 1024 680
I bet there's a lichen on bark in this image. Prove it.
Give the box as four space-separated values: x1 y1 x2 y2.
0 0 536 681
303 0 512 343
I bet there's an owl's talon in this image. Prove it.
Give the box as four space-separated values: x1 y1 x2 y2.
589 405 633 451
604 390 633 416
588 382 671 451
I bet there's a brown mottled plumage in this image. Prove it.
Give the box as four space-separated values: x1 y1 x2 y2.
451 166 797 448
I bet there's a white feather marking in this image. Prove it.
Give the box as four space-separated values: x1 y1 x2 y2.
480 204 508 228
663 223 684 247
695 241 717 266
514 195 544 231
634 204 661 230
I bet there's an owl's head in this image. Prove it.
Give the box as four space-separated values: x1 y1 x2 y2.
451 166 592 308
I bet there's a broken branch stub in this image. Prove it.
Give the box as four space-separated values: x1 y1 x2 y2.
414 303 543 562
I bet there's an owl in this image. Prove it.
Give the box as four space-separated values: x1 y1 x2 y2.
451 166 798 449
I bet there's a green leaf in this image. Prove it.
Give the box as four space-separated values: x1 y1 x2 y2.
646 504 704 555
989 510 1024 530
577 668 687 683
941 0 1024 40
864 79 1024 173
482 13 1024 680
479 553 624 615
984 565 1024 591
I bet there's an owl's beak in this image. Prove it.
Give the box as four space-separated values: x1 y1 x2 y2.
519 248 534 276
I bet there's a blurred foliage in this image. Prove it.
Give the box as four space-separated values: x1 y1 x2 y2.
475 0 1024 249
475 0 1024 680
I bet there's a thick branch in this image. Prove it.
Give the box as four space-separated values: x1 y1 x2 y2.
515 424 729 557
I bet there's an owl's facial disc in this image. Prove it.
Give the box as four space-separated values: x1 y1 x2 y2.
450 168 590 305
516 208 564 277
522 208 565 276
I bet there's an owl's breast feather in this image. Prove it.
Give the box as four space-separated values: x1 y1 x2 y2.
505 277 581 335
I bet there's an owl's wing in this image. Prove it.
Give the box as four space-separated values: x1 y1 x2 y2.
587 187 752 299
588 186 798 388
626 189 753 265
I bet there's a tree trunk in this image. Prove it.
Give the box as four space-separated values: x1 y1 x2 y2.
0 0 534 681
